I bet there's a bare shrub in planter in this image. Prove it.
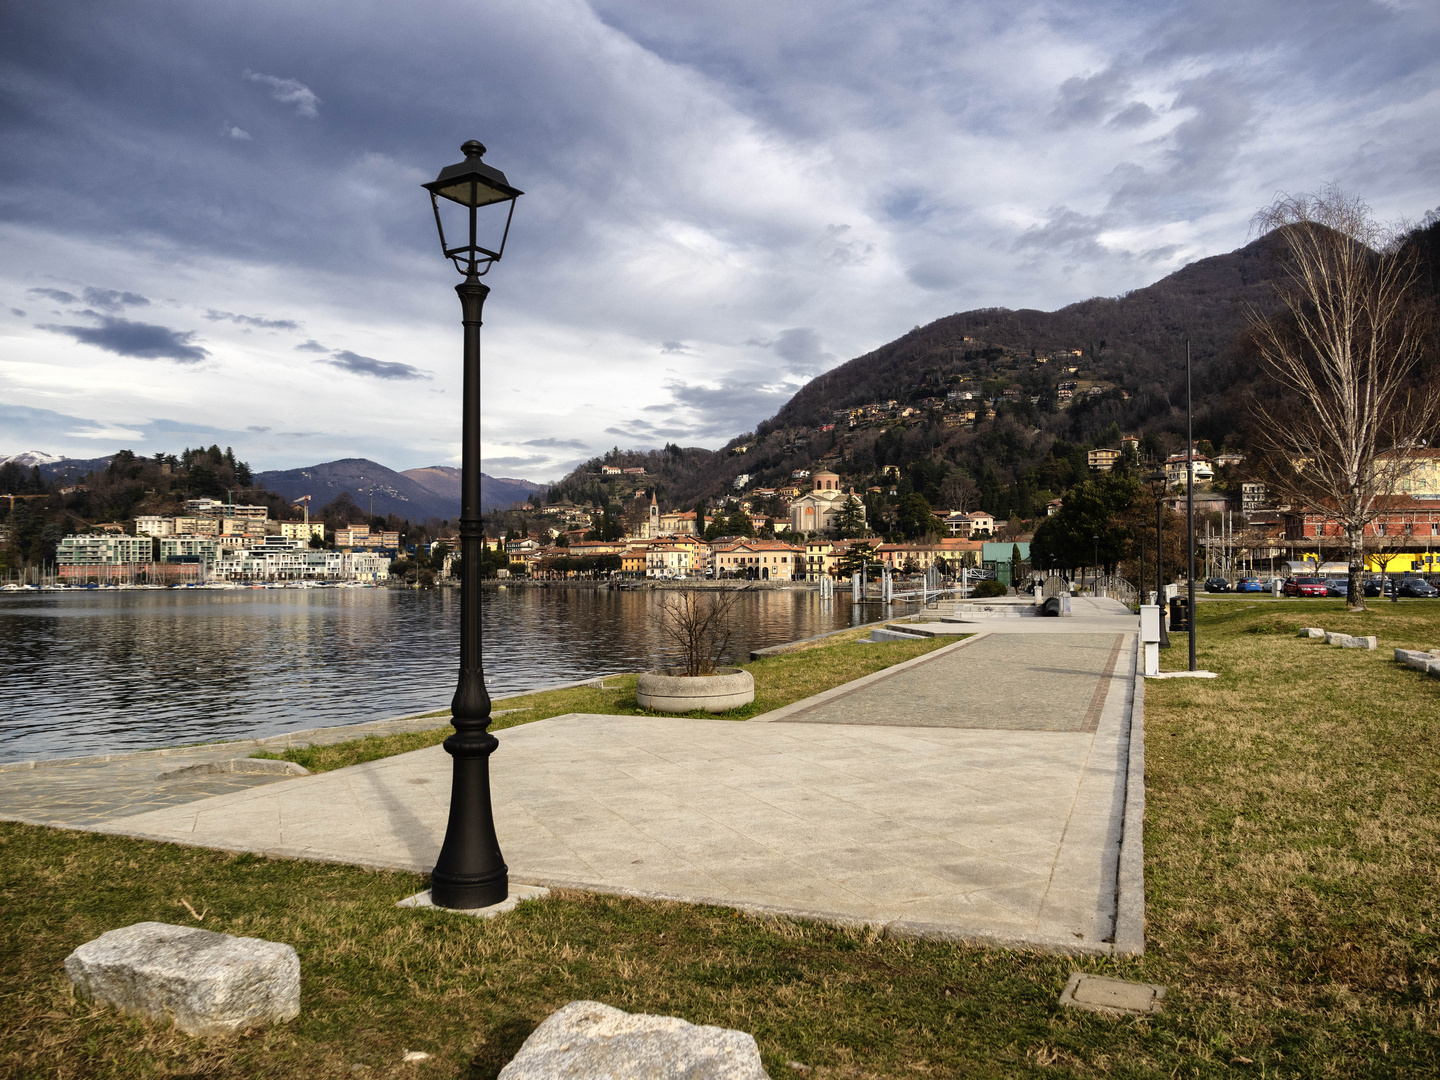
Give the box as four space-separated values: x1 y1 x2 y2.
638 589 755 711
655 589 743 676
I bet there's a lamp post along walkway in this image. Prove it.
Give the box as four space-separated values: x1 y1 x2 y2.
423 141 523 909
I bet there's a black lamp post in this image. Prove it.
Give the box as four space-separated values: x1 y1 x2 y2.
1147 469 1170 648
422 141 523 909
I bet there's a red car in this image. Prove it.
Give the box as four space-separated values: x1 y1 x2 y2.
1285 577 1328 597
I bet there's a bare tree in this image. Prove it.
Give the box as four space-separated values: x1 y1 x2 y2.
940 474 979 513
1248 186 1439 611
655 588 745 676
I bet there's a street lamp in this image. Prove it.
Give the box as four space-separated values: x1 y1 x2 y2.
1147 469 1170 648
423 141 523 910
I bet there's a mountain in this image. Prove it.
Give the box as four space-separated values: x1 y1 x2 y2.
253 458 456 521
401 466 546 514
0 450 66 469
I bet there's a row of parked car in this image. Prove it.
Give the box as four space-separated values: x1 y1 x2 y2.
1204 575 1440 598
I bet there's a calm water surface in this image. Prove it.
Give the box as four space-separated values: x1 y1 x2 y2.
0 585 880 761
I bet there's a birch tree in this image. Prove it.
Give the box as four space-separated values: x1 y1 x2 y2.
1248 187 1438 611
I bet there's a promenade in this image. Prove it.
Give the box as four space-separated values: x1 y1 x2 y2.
1 597 1145 955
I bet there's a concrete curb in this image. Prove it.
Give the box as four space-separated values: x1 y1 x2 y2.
745 632 989 724
1111 640 1146 957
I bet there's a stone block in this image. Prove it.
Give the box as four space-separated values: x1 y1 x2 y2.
1300 627 1325 638
65 922 299 1036
1429 659 1440 679
1396 649 1432 670
1341 636 1377 650
1325 632 1353 646
1058 972 1165 1017
497 1000 768 1079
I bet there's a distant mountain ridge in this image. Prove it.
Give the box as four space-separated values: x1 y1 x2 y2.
400 466 545 514
2 450 543 518
254 459 545 519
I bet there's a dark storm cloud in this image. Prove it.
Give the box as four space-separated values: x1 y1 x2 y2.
41 315 209 362
205 309 300 330
323 350 427 380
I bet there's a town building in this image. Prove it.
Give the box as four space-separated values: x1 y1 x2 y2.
1087 448 1122 471
280 520 327 542
944 510 994 537
645 537 705 579
875 539 982 573
134 515 175 538
1241 482 1270 514
1164 453 1214 487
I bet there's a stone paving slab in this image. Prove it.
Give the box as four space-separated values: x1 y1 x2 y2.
784 633 1124 731
72 627 1139 953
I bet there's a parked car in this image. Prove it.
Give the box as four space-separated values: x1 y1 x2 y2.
1363 578 1396 598
1204 576 1230 593
1326 578 1350 597
1284 577 1328 597
1396 577 1439 598
1236 577 1266 592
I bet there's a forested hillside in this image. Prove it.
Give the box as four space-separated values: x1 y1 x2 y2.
547 217 1440 524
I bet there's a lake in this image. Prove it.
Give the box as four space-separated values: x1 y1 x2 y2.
0 585 881 761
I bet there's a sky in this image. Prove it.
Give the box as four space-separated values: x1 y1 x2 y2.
1 0 1436 481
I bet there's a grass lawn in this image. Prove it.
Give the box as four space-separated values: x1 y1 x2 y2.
2 602 1438 1076
253 627 952 774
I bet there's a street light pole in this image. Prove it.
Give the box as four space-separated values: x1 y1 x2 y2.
423 141 523 909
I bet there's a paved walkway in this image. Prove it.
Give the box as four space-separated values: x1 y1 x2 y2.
4 599 1145 954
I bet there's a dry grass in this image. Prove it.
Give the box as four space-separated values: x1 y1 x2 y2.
255 629 952 773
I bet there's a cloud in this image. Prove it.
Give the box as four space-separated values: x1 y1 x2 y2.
41 315 209 362
1050 67 1133 128
65 424 147 440
10 308 25 317
521 437 590 449
768 328 834 372
294 339 329 352
660 340 688 354
27 287 77 304
83 287 149 310
485 454 550 468
247 425 271 433
323 349 427 380
243 70 320 117
205 309 300 330
222 125 252 140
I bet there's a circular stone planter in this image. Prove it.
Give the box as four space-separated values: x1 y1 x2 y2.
636 667 755 713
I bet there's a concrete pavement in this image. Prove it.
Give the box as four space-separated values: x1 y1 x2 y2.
3 597 1146 955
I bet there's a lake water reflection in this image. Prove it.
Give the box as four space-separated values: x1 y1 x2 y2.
0 585 878 761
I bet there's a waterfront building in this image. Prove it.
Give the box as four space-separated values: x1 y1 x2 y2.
711 539 804 580
57 534 154 566
875 539 982 573
159 536 220 565
645 537 705 578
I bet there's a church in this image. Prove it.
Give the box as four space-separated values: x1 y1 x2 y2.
788 471 865 535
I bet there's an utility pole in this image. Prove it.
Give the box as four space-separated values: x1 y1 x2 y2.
1186 340 1197 671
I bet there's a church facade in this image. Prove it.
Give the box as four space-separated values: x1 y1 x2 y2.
789 472 865 536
